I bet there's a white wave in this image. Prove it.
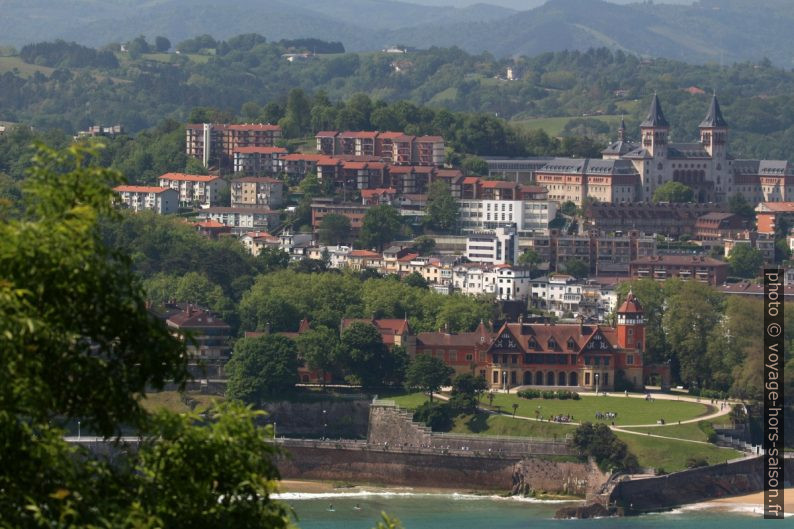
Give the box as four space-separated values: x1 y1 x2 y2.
274 490 579 503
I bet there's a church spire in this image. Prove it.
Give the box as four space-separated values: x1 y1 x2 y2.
699 94 728 128
640 94 669 128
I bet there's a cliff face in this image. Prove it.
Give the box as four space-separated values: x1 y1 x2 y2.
512 458 609 497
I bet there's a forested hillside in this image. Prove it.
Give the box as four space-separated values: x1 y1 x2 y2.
0 1 792 66
3 39 794 160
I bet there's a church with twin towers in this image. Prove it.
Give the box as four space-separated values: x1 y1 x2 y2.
535 94 791 205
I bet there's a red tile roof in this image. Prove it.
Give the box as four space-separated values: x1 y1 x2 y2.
349 250 382 258
416 135 443 142
316 131 338 138
234 146 287 154
617 291 643 314
114 185 170 193
756 202 794 213
343 161 369 170
227 124 281 131
361 188 397 198
462 176 480 185
159 172 220 182
195 219 228 229
282 154 325 162
167 307 230 329
340 318 411 345
481 180 518 189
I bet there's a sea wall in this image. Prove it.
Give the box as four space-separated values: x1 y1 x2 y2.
608 456 794 513
264 399 370 439
367 403 575 456
277 439 600 493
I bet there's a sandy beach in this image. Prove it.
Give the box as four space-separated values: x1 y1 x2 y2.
711 489 794 513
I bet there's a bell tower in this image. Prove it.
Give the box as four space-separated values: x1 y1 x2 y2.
699 94 728 160
640 94 669 159
616 291 645 351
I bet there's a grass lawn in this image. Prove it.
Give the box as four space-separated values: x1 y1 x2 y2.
485 393 711 426
622 419 733 442
450 413 575 439
0 56 54 77
616 432 743 472
382 390 432 410
511 114 623 136
140 391 223 414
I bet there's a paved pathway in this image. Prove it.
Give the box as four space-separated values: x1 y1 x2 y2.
434 388 738 446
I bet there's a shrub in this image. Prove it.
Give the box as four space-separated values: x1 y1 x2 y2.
698 421 718 443
685 457 709 469
517 389 541 400
413 401 453 432
570 422 638 472
541 391 556 399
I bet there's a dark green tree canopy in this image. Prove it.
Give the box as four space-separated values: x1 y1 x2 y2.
652 181 694 203
358 205 402 251
226 334 299 405
405 354 454 401
727 243 763 278
319 213 352 245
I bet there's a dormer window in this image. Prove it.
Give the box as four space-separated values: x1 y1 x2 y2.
567 338 576 350
548 338 557 350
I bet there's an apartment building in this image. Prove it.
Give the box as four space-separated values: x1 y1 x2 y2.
233 146 287 176
724 231 775 263
230 176 284 209
114 185 178 214
694 212 744 242
465 226 518 265
630 255 729 285
451 263 531 300
310 199 369 233
186 123 282 170
458 179 556 236
158 173 228 207
584 201 728 238
197 207 280 231
756 202 794 235
165 305 231 360
314 130 445 166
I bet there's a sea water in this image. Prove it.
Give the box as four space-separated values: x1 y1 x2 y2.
279 491 783 529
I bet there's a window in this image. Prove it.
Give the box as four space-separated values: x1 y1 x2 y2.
604 357 610 367
585 372 591 385
493 371 499 384
466 353 473 361
627 354 634 365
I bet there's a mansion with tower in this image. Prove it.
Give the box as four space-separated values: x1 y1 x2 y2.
485 291 655 391
536 95 793 206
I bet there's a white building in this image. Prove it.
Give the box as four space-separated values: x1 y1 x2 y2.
452 262 530 301
198 207 280 231
458 198 556 236
158 173 228 207
466 226 519 265
530 275 617 321
114 185 179 214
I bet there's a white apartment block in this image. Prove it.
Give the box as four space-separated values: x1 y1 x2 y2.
466 226 519 265
114 185 178 214
530 274 617 321
158 173 228 207
198 207 280 231
452 263 531 301
458 199 556 236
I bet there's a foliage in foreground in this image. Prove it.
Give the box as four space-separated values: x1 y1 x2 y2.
0 143 397 528
570 422 638 472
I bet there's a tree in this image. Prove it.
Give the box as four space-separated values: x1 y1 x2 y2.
652 181 694 203
154 36 171 52
461 155 489 176
728 193 755 222
405 354 454 401
727 244 763 278
319 213 351 245
338 322 391 388
359 205 402 251
571 422 638 471
414 235 436 255
449 373 487 412
226 335 299 404
563 258 589 279
560 201 578 217
403 272 428 289
295 325 340 384
258 246 290 273
426 180 459 232
518 248 541 278
662 280 723 385
0 143 291 528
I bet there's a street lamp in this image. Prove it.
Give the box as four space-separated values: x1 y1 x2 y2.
77 420 81 441
502 371 507 391
322 409 327 440
595 373 599 395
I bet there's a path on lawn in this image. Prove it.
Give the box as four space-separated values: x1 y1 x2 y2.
434 389 737 446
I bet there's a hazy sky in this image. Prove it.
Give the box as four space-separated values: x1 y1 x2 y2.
410 0 695 9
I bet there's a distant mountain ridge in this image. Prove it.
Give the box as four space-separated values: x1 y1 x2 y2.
0 0 791 66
